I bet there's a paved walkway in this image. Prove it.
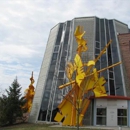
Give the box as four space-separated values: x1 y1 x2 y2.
50 125 130 130
85 126 130 130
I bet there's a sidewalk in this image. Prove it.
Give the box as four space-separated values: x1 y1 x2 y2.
50 125 130 130
85 126 129 130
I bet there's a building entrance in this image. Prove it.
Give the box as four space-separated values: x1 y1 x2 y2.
107 108 117 126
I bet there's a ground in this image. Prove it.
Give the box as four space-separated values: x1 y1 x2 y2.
0 123 108 130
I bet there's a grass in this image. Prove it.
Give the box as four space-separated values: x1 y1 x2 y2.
0 123 109 130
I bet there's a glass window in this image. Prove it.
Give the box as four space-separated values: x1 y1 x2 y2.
56 24 63 45
49 64 55 72
59 61 65 70
109 79 115 95
62 50 67 56
54 46 59 52
97 108 106 116
101 54 107 68
95 42 100 48
57 79 64 89
105 19 110 43
117 109 127 126
58 72 64 79
109 71 113 79
95 48 100 54
100 19 105 49
46 79 53 90
95 60 100 70
52 53 58 60
96 18 100 42
100 19 105 32
96 108 106 125
48 72 54 79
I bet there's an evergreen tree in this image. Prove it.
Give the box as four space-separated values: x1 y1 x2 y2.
0 78 26 126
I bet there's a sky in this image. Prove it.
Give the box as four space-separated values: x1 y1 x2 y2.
0 0 130 95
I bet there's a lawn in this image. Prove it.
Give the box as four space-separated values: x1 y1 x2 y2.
0 123 107 130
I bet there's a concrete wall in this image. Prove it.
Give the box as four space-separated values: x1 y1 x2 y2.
95 99 128 126
28 24 60 123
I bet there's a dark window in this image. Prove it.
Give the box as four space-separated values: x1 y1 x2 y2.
95 48 100 54
49 64 55 72
100 19 105 49
96 108 106 125
109 71 113 79
109 79 115 95
105 19 110 43
64 21 70 45
96 18 100 42
46 79 53 90
52 53 58 60
62 50 67 56
101 54 107 68
97 108 106 116
54 46 59 52
56 24 63 45
95 60 100 70
117 109 127 126
59 62 65 70
57 79 64 87
95 42 100 48
107 46 112 66
58 72 64 79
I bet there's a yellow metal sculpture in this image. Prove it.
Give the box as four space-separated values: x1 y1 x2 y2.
54 26 121 126
23 72 35 112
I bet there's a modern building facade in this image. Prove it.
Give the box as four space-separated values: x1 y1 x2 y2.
29 16 130 127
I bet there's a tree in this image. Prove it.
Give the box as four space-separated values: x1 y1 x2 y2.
0 78 26 126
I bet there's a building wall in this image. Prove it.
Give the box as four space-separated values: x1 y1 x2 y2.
128 101 130 127
29 16 130 126
71 17 95 61
95 99 128 126
29 24 60 122
118 33 130 96
114 20 129 34
36 21 72 122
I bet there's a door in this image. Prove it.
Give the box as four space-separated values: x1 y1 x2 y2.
107 108 117 126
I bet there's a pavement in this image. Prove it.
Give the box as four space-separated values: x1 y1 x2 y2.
50 125 130 130
85 126 130 130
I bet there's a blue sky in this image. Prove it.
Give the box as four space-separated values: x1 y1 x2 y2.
0 0 130 95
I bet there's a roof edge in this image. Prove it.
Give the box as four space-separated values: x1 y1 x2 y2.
90 95 130 100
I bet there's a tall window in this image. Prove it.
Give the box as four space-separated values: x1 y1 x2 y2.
96 108 106 125
117 109 127 126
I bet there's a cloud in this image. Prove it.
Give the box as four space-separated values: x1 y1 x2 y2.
0 0 130 95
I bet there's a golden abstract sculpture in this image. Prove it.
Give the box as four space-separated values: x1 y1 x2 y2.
54 26 121 126
23 72 35 112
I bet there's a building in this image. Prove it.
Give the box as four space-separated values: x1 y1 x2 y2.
29 16 130 127
118 33 130 90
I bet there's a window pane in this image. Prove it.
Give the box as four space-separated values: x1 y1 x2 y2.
96 117 106 125
118 117 127 126
109 79 115 95
95 48 100 54
118 109 127 116
109 72 113 79
97 108 106 116
58 72 64 79
95 42 100 48
54 46 59 52
52 53 58 60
